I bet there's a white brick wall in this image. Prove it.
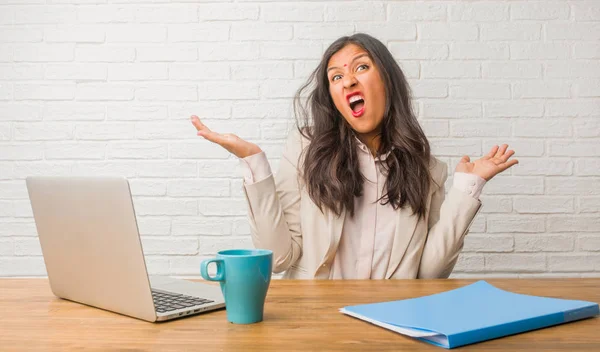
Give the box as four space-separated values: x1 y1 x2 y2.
0 1 598 278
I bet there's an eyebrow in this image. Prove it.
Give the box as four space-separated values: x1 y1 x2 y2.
327 53 370 74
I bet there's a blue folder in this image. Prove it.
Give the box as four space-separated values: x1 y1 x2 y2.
340 280 599 349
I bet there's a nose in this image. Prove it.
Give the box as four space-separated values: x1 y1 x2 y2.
342 73 357 89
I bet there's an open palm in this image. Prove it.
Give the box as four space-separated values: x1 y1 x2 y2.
455 144 518 181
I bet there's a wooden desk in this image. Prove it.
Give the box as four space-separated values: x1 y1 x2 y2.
1 279 599 351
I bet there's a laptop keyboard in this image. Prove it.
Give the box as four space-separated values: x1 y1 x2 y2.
151 289 214 313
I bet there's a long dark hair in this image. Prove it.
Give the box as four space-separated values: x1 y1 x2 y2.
293 33 434 220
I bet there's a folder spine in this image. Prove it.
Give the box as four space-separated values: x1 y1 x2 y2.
564 304 600 323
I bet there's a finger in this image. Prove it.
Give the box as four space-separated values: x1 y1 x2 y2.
190 115 211 133
498 158 519 171
460 155 470 163
499 149 515 163
495 144 508 158
486 145 499 159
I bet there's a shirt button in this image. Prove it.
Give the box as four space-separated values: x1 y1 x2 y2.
471 181 476 186
321 264 327 268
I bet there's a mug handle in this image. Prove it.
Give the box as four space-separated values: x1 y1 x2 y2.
200 259 225 281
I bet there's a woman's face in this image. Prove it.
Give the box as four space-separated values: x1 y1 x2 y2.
327 43 386 142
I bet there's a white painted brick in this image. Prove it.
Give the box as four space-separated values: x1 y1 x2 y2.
135 122 195 140
109 142 167 159
485 254 546 272
45 63 107 80
547 177 600 196
485 177 543 195
422 62 480 79
199 236 253 255
0 239 12 256
513 158 572 176
137 217 171 236
0 105 42 122
197 160 239 178
108 63 168 81
355 23 416 41
136 44 198 62
453 254 485 272
197 82 258 100
546 61 600 79
550 141 600 157
199 4 259 21
0 220 37 237
136 85 197 101
13 43 74 62
14 123 73 141
576 159 600 176
45 142 106 160
546 23 600 41
574 42 600 59
231 62 293 80
129 179 167 196
106 24 166 43
134 199 197 216
261 41 322 60
294 24 354 40
574 80 600 98
389 2 447 21
262 3 323 22
421 120 449 138
450 121 510 137
44 25 105 43
0 182 27 199
0 201 13 217
14 84 75 101
169 141 230 160
201 120 261 140
450 2 508 21
547 216 600 232
171 216 231 236
261 121 292 140
170 102 232 120
168 24 229 43
483 62 541 79
198 198 246 216
469 216 486 233
420 101 479 119
141 238 198 255
0 144 43 161
463 235 513 253
545 99 600 117
408 80 447 98
72 161 136 178
13 200 32 218
0 257 46 276
484 101 544 118
170 255 214 276
510 2 569 20
107 105 167 121
77 84 135 101
14 6 76 24
510 43 570 60
388 43 448 60
572 1 600 21
76 45 135 62
487 215 545 233
0 162 13 180
232 99 292 119
0 7 14 25
231 180 244 198
145 257 170 276
167 179 229 197
232 24 292 41
548 254 600 272
580 197 600 213
0 45 13 62
450 82 510 99
479 196 512 213
430 139 481 157
398 61 420 79
0 83 13 100
0 64 43 80
514 118 571 137
0 123 10 140
232 218 251 236
514 197 574 214
294 60 319 79
579 235 600 251
74 122 135 140
419 23 478 41
513 82 570 99
199 42 260 61
451 43 509 60
0 26 44 43
480 23 541 41
325 2 385 22
169 62 230 80
76 5 135 23
136 161 197 178
135 5 198 23
14 238 42 256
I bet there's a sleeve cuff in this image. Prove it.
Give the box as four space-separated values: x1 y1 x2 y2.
239 151 272 185
453 172 486 199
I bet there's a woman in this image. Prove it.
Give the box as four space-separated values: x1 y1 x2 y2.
190 33 518 279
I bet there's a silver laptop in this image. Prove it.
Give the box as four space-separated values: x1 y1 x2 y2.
26 176 225 322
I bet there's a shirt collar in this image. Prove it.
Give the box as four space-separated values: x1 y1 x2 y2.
353 135 392 161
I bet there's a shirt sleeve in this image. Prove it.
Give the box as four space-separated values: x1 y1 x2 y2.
452 172 486 199
238 151 273 185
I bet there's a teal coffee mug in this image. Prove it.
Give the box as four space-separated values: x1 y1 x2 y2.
200 249 273 324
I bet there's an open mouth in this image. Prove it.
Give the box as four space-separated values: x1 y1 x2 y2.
347 93 365 117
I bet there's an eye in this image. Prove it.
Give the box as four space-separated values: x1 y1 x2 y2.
357 64 368 72
332 74 342 82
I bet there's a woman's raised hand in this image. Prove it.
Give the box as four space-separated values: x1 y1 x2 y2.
191 115 262 159
455 144 519 181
